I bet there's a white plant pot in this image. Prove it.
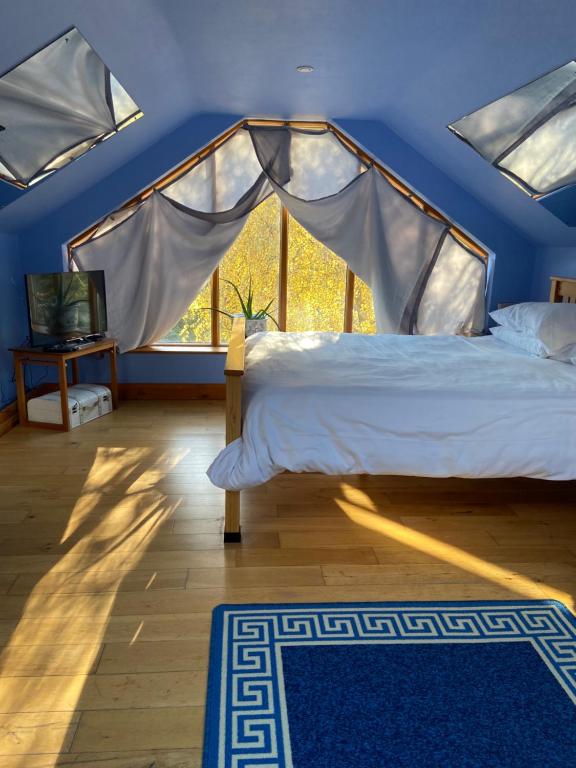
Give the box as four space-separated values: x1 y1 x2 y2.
245 317 268 337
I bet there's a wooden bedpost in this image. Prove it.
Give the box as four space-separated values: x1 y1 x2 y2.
550 276 576 303
550 277 562 303
223 316 246 542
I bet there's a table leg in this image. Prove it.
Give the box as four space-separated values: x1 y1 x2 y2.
14 356 28 426
109 346 119 408
58 359 71 431
71 358 80 385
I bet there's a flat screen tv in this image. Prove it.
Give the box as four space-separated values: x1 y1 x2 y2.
25 270 108 347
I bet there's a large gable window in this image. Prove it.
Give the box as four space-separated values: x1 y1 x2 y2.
70 120 488 353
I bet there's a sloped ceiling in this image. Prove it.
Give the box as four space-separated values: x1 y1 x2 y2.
1 0 576 245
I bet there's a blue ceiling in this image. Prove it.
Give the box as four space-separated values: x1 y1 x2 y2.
1 0 576 245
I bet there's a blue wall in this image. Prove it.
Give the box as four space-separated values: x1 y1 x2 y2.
0 233 27 407
78 352 226 385
0 181 26 210
531 247 576 300
9 114 542 389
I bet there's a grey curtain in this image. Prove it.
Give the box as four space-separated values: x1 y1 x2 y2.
269 167 448 333
0 28 138 186
248 125 486 334
415 235 487 335
70 125 486 350
72 193 253 353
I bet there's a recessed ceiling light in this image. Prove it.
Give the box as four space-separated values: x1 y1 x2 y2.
296 65 314 73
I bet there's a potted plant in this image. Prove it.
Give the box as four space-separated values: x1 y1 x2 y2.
206 278 279 337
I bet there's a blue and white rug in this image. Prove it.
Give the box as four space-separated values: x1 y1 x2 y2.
203 601 576 767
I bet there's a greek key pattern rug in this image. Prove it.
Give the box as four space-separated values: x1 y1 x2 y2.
203 601 576 768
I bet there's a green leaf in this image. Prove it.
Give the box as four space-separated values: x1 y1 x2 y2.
246 276 253 318
222 278 248 316
201 307 233 319
263 311 280 329
261 298 275 314
252 299 275 319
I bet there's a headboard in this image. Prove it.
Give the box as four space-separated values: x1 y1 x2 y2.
550 276 576 303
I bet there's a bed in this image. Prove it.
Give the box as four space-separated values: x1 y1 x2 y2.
209 276 576 541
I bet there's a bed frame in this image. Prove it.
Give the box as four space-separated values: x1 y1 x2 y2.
222 275 576 541
550 275 576 303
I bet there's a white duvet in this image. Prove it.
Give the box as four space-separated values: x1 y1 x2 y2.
207 332 576 490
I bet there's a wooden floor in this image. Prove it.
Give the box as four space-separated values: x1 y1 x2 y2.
0 400 575 767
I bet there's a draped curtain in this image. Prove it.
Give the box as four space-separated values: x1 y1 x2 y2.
70 125 487 352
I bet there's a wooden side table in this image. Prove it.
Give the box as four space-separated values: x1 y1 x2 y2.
10 339 119 431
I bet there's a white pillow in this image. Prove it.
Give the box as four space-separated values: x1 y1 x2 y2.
489 326 548 357
489 302 576 355
553 345 576 364
490 325 576 363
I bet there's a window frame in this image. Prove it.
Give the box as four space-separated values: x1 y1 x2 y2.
68 118 489 348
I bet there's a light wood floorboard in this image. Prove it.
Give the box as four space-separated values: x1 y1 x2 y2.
0 399 575 765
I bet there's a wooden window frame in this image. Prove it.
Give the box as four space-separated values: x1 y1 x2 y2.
68 118 489 347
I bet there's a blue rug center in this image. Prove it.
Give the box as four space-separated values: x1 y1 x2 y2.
281 641 576 768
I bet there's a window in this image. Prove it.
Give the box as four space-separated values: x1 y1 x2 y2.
0 28 141 190
161 277 212 344
352 276 378 334
69 118 486 346
162 193 377 345
219 196 281 343
286 214 347 333
448 61 576 199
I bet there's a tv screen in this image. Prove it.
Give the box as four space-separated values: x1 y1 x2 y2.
26 270 108 347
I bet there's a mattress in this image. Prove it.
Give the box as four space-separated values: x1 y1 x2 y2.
207 332 576 490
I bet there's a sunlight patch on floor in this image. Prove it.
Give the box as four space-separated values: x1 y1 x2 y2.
59 446 189 545
0 446 184 763
338 484 573 609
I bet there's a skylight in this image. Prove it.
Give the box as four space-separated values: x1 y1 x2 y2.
0 28 142 189
448 61 576 198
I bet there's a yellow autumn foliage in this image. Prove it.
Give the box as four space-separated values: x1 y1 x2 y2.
163 194 376 343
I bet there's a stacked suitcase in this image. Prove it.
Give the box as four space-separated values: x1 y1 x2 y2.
27 384 113 428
